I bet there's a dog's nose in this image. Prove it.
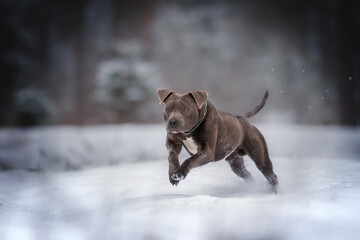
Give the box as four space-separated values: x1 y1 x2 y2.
168 118 178 128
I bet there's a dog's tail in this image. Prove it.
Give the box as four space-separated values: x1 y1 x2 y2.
241 91 269 119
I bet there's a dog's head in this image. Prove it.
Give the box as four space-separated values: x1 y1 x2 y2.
157 88 208 134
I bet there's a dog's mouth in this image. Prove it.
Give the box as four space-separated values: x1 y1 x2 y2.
166 126 189 134
166 121 195 134
166 128 181 134
169 130 180 134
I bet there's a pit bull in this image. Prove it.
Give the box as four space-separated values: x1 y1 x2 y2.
157 89 278 193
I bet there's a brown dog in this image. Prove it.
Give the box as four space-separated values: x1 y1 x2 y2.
157 89 278 193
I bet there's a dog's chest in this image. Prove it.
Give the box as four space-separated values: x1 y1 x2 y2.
182 137 199 155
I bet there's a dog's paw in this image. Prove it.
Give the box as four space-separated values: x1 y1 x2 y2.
171 172 185 181
169 178 179 186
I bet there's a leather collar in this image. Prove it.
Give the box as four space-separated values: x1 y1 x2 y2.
183 102 208 136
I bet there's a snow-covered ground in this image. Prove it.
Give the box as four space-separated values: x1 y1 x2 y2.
0 124 360 240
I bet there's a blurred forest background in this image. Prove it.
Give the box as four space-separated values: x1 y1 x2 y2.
0 0 359 126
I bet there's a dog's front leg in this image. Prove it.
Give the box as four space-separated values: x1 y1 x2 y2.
171 145 214 181
166 139 182 186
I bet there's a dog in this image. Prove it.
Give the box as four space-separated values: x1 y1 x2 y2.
157 89 278 193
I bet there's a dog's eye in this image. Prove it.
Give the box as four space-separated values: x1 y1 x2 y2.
165 107 170 113
182 106 189 113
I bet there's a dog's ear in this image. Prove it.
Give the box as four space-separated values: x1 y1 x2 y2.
189 90 208 109
157 88 173 104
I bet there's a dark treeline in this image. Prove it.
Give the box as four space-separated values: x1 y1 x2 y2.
0 0 359 126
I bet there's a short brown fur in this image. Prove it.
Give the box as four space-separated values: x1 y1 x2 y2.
157 89 278 193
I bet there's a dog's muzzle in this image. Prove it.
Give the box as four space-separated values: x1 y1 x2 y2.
168 118 179 128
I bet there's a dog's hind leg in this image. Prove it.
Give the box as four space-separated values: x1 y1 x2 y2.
243 126 279 193
226 149 253 182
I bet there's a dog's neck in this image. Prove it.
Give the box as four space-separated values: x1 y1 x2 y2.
184 102 208 136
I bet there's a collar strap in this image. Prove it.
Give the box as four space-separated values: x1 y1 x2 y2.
184 102 208 136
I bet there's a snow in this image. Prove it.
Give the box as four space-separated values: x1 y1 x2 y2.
0 124 360 240
0 124 166 171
